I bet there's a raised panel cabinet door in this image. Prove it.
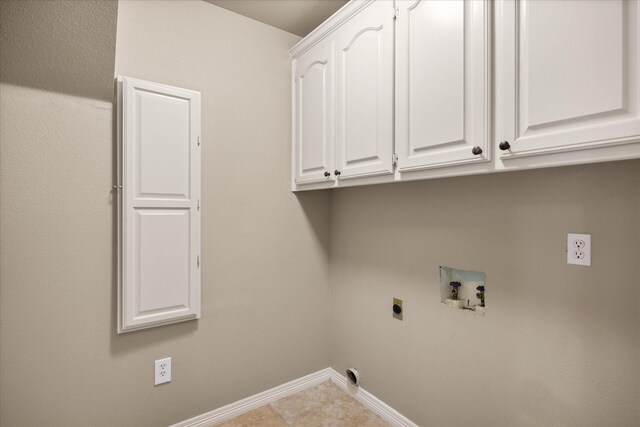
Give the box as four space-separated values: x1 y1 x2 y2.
500 0 640 159
293 41 334 185
395 0 491 171
335 0 395 179
117 76 201 333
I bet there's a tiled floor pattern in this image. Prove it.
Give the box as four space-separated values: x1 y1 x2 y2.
218 381 391 427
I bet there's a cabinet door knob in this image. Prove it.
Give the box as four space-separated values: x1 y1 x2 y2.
499 141 511 151
334 170 341 176
472 146 483 155
324 171 330 177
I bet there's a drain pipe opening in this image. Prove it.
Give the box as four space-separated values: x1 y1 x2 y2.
346 368 360 386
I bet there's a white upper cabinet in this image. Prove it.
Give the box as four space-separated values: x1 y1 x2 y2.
395 0 491 171
290 0 640 191
293 40 334 185
117 76 201 333
335 0 395 180
498 0 640 160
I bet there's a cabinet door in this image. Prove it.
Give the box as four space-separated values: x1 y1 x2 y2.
396 0 491 171
293 41 334 185
335 1 395 179
499 0 640 159
117 76 201 333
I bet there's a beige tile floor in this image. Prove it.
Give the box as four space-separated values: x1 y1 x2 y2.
217 381 391 427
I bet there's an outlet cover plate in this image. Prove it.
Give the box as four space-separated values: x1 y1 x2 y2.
155 357 171 385
567 233 591 266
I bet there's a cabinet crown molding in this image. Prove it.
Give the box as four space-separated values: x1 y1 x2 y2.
289 0 375 58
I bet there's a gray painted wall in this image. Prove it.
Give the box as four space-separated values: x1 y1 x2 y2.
330 160 640 426
1 1 331 425
2 1 639 426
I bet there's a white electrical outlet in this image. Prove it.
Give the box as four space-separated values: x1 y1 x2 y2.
154 357 171 385
567 233 591 266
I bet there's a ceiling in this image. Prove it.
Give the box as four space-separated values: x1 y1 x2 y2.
205 0 348 37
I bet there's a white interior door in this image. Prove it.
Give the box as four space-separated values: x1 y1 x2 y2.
500 0 640 159
395 0 491 171
118 76 201 333
293 40 334 185
335 0 395 179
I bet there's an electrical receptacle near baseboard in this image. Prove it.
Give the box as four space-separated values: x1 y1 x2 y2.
392 298 403 320
155 357 171 385
567 233 591 266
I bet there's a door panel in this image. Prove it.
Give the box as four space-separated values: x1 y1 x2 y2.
135 209 190 313
336 1 394 179
294 42 334 184
500 0 640 159
136 89 191 199
118 76 201 333
344 28 381 163
396 0 491 171
526 1 623 127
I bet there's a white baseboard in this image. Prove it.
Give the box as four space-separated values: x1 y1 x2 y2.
327 368 418 427
171 367 417 427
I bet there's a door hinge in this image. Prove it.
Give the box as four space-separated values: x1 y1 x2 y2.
197 255 200 268
197 135 200 146
392 153 399 167
197 199 200 211
393 6 399 20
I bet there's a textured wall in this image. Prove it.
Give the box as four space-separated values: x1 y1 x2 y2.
330 160 640 427
3 2 639 427
0 0 118 101
0 1 331 425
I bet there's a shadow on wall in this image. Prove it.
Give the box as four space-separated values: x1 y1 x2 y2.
295 191 332 256
0 0 118 101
